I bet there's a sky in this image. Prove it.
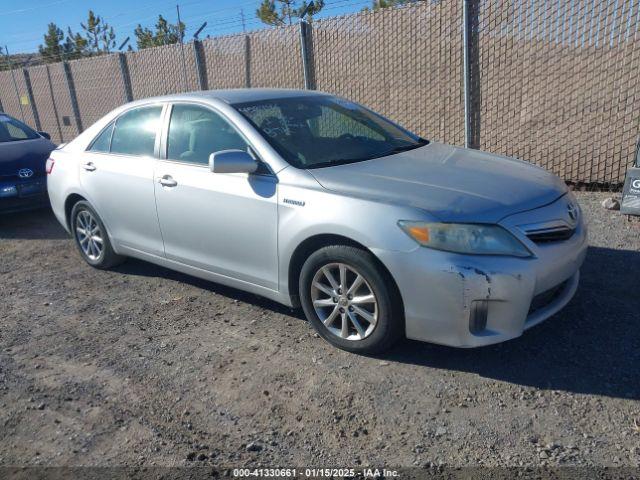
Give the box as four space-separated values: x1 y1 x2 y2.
0 0 372 55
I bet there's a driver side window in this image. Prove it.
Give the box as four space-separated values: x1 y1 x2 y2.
167 104 248 165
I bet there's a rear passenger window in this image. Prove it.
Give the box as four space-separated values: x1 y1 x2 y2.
6 123 29 139
88 123 114 152
167 104 248 165
111 106 162 156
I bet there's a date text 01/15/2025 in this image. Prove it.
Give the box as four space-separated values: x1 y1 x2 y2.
232 468 399 477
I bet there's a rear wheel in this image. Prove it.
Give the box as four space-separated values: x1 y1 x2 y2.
299 245 403 354
71 201 124 269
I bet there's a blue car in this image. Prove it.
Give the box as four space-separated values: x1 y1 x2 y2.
0 113 56 214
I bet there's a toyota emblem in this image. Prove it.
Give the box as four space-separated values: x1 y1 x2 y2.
18 168 34 178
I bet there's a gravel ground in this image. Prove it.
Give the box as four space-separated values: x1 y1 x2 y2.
0 192 639 471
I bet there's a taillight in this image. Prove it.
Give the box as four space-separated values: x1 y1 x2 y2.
46 158 55 174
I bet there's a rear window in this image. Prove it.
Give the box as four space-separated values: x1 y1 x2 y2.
88 123 114 153
0 115 39 143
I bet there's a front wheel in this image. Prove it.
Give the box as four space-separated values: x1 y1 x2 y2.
299 245 403 354
71 200 125 269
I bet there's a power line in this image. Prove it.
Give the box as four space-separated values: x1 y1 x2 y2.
0 0 76 16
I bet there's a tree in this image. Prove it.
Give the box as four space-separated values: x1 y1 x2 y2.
63 28 88 60
134 15 186 49
364 0 424 11
256 0 324 26
81 10 116 54
38 23 65 63
35 10 114 64
38 23 89 63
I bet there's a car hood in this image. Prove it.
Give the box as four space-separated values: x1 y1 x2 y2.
0 138 56 177
308 142 568 223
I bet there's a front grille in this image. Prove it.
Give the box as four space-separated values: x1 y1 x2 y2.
528 280 568 315
0 172 46 182
526 226 575 244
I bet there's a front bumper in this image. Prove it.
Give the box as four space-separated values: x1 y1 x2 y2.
0 178 49 214
373 206 587 347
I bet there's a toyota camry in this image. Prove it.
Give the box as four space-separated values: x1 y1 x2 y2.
47 89 587 353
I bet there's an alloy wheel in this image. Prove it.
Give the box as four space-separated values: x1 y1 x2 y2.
310 262 378 341
75 210 104 261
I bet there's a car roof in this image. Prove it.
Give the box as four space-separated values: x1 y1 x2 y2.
135 88 331 106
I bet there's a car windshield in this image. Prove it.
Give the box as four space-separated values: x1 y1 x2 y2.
233 96 428 169
0 114 40 143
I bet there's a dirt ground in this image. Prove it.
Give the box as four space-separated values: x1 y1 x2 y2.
0 192 639 472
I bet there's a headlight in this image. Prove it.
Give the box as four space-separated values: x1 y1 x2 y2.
0 185 18 198
565 190 581 223
398 221 532 257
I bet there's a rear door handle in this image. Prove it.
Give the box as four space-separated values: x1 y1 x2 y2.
158 175 177 187
83 162 96 172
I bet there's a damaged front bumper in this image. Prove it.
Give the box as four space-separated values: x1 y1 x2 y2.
373 213 587 347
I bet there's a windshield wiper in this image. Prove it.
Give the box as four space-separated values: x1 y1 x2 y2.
379 138 429 156
305 138 429 169
306 158 366 169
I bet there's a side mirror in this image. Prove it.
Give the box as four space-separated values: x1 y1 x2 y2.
209 150 258 174
38 131 51 140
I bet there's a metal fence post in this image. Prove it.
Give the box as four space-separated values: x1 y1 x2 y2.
62 61 83 134
8 71 26 122
244 35 251 88
118 53 134 102
4 46 26 122
193 40 208 91
462 0 480 149
22 68 41 130
462 0 472 148
45 65 64 143
299 20 313 90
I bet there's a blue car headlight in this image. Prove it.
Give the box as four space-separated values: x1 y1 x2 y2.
0 185 18 198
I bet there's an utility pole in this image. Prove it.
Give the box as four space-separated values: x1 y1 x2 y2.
240 8 247 33
177 4 189 91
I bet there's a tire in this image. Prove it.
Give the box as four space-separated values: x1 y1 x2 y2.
299 245 403 354
70 200 125 269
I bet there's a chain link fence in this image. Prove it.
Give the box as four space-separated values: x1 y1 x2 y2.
475 0 640 187
0 1 638 187
312 1 465 146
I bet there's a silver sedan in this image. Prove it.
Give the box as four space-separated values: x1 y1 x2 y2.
47 89 587 353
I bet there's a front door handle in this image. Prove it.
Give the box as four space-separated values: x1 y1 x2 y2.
83 162 96 172
158 175 177 187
